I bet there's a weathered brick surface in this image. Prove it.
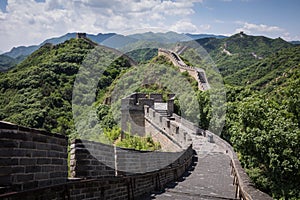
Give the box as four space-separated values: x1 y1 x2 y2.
70 139 116 178
0 121 68 192
0 149 193 200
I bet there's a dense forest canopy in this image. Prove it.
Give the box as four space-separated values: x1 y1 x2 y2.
0 34 299 199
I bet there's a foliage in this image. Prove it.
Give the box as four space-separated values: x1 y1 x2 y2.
126 48 158 63
0 39 94 137
219 46 300 198
103 126 121 142
0 39 131 140
228 95 300 199
116 132 161 151
225 46 300 88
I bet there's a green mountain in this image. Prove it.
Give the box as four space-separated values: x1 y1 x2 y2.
2 33 118 58
0 34 299 199
0 54 16 71
179 34 299 199
225 45 300 89
1 31 227 71
127 31 226 43
0 38 133 136
190 32 294 78
0 39 94 134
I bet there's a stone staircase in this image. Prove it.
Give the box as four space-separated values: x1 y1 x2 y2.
156 109 170 118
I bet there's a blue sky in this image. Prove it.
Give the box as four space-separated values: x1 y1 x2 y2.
0 0 299 52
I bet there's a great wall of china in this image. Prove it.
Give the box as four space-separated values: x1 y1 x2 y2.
0 92 272 199
0 38 272 199
158 48 210 91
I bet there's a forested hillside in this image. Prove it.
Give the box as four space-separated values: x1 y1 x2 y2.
0 34 299 199
194 32 293 79
200 45 300 199
0 39 95 135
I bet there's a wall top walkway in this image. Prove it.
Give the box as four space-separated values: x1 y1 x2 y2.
158 48 210 90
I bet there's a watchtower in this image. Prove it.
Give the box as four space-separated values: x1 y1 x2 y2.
76 32 87 39
121 93 174 136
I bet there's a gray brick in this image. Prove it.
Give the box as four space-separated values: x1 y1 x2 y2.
0 175 11 185
31 150 47 157
0 139 19 148
25 165 41 173
19 141 36 149
0 166 12 175
32 134 48 143
51 158 64 165
47 151 60 157
50 144 65 152
15 174 34 182
38 179 52 187
12 166 25 173
37 158 51 164
36 143 51 150
41 165 55 172
0 158 18 166
34 172 49 180
20 158 36 165
22 180 38 190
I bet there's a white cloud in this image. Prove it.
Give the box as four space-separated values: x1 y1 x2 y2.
236 22 284 34
0 0 203 51
171 19 210 33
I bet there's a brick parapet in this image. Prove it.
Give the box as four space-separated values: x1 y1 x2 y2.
0 121 68 193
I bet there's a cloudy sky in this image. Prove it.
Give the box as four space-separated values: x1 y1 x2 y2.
0 0 299 52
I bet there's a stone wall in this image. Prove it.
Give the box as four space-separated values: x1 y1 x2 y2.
70 139 193 176
0 121 68 193
145 106 195 150
121 93 175 137
0 120 194 200
121 93 154 136
0 153 193 200
70 139 116 178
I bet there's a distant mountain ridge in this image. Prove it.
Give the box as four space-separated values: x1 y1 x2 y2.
0 31 227 71
290 40 300 45
1 31 295 73
3 32 118 59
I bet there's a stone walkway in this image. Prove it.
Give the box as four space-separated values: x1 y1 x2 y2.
142 135 237 200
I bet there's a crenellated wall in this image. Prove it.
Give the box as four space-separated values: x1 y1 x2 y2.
70 139 116 178
144 106 200 151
